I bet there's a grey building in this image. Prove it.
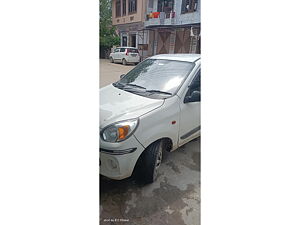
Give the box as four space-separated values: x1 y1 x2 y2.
144 0 200 56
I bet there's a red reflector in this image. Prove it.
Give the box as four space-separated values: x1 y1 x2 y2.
172 121 176 124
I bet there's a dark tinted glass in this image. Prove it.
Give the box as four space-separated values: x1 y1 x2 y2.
128 48 139 53
186 70 200 96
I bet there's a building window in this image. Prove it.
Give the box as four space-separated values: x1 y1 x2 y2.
148 0 154 8
128 0 137 13
122 0 126 16
116 0 121 17
181 0 198 14
157 0 174 18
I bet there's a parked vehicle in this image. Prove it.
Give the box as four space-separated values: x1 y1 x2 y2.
100 54 201 183
109 47 141 65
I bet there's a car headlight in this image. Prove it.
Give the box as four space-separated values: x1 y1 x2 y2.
100 119 139 142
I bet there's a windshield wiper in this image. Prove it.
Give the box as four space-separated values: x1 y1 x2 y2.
124 83 146 89
113 82 171 96
145 90 172 95
113 81 125 88
113 82 145 89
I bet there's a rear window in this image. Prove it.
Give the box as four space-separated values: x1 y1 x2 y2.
127 48 139 53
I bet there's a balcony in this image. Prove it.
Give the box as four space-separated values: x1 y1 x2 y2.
144 11 176 27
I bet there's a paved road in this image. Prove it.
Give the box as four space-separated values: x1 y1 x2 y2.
99 59 201 225
100 59 135 88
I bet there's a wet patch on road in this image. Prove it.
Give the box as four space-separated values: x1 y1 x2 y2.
166 161 181 174
100 138 200 225
181 151 200 171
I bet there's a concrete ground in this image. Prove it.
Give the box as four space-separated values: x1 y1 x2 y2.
100 59 135 88
100 59 201 225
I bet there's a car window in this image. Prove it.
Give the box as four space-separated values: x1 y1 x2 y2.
118 59 195 98
185 70 200 99
128 48 139 53
120 48 126 52
114 48 120 53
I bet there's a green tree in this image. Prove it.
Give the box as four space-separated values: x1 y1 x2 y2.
100 0 120 57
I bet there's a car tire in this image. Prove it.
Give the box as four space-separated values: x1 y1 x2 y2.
134 62 139 65
138 140 163 184
122 58 127 65
109 57 114 63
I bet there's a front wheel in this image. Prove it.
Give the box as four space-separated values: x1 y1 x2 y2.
109 57 114 63
139 141 163 184
122 58 127 65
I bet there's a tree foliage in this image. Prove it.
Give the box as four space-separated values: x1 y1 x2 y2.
100 0 120 49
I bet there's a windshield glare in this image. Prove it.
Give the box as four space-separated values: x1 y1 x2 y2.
118 59 194 96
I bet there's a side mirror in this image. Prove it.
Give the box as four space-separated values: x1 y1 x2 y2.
120 74 125 79
184 91 200 103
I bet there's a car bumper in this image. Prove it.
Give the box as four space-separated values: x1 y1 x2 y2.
126 56 140 63
99 135 144 180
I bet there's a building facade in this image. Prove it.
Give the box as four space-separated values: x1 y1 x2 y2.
145 0 200 56
111 0 200 59
112 0 150 59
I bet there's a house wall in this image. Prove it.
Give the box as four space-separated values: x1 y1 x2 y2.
112 0 147 25
146 0 200 25
175 0 200 25
144 0 200 56
111 0 200 57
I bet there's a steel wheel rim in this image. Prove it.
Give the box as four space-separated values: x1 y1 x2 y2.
153 144 163 180
156 150 162 169
154 147 163 176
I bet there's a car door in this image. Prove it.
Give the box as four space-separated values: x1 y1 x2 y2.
178 69 201 146
119 48 126 61
113 48 121 61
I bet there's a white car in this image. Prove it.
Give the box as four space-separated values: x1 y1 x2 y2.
109 47 141 65
100 54 200 183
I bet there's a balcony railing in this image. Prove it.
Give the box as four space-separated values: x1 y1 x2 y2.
145 11 176 27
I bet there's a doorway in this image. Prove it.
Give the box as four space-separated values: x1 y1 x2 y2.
157 31 171 54
130 34 137 47
122 35 128 47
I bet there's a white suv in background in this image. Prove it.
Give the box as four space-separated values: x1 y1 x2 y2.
109 47 141 65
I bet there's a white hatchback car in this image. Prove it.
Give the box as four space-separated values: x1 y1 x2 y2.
109 47 141 65
100 54 200 183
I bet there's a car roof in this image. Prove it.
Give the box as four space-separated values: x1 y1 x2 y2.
149 54 201 62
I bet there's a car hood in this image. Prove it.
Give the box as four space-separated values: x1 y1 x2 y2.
100 85 164 128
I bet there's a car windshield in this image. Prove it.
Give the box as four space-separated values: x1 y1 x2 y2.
114 59 195 99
